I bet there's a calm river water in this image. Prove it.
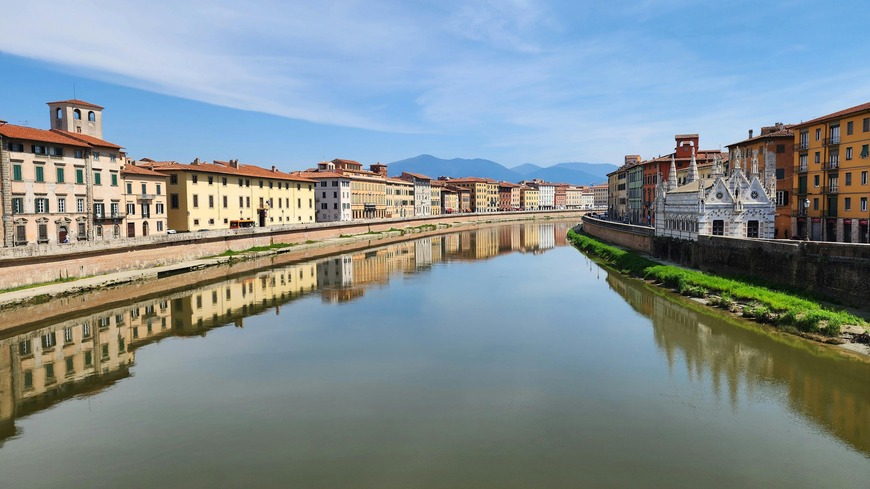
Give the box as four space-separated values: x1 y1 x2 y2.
0 220 868 488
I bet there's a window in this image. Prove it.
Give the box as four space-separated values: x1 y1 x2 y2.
845 198 851 211
88 111 96 122
814 175 819 187
776 190 789 206
170 174 178 184
94 202 105 217
222 196 227 208
846 173 852 186
208 195 214 208
77 222 85 237
192 195 199 208
75 149 84 158
170 194 179 209
846 147 853 160
712 220 724 236
259 180 263 188
246 197 250 208
208 176 214 185
239 196 244 207
814 152 820 164
35 166 44 182
93 151 100 160
864 118 870 132
56 167 65 183
157 221 164 231
127 203 135 215
94 172 101 186
775 168 785 179
12 164 22 181
35 198 49 213
111 202 119 216
192 174 198 184
38 223 48 242
111 173 118 186
813 198 819 210
847 121 854 135
862 197 868 212
156 184 162 195
156 203 164 214
73 109 81 120
863 171 868 185
32 145 47 155
815 128 821 141
12 197 23 213
297 198 301 208
746 220 759 238
76 168 84 184
77 198 85 212
126 182 133 194
862 145 869 158
58 198 66 213
49 147 63 157
16 225 26 244
776 144 785 154
222 178 227 186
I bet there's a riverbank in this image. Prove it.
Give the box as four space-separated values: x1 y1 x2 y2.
0 214 570 316
567 227 870 357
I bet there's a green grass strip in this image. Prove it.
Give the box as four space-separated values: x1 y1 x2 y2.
567 229 865 337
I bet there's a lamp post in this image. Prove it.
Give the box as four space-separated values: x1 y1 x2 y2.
804 198 810 240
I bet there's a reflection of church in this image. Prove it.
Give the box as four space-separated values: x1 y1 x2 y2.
654 149 775 240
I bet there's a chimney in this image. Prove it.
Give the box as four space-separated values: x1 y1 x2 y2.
271 165 277 172
191 157 201 165
229 159 239 169
748 129 754 139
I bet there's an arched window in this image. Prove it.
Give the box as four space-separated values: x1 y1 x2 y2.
56 108 62 119
88 111 96 122
73 109 81 120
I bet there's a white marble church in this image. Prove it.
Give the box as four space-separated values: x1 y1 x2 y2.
653 149 775 240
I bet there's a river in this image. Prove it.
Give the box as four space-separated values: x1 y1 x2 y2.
0 220 868 488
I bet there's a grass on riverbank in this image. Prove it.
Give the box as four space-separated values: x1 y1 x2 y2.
217 242 299 257
0 275 91 295
567 229 864 337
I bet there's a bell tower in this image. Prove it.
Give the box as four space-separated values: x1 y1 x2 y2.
47 99 104 139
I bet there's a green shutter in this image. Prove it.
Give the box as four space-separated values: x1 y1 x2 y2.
57 168 65 183
13 165 22 181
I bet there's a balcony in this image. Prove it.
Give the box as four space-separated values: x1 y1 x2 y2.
822 185 839 194
136 193 157 202
797 164 808 173
824 137 840 146
796 141 809 151
825 159 839 170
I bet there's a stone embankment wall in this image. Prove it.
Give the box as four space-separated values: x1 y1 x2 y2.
580 215 870 307
0 211 583 290
579 216 654 253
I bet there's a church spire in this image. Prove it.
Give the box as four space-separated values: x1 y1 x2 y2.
686 148 699 184
668 155 677 190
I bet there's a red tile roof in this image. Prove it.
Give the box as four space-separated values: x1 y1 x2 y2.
46 99 104 109
150 160 314 182
796 101 870 128
51 129 122 149
400 171 433 181
0 123 91 147
122 163 167 177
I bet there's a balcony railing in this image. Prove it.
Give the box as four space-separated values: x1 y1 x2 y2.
796 141 809 151
824 137 840 146
797 164 808 173
822 185 839 194
825 159 839 170
137 193 157 201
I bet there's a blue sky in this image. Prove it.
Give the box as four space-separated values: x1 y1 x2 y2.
1 0 868 172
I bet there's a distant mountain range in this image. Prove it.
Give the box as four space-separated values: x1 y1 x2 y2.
387 155 615 186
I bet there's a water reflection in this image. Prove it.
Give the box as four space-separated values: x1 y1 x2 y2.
0 221 569 443
605 267 870 457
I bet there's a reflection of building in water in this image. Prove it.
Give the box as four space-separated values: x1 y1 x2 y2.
171 262 319 334
0 298 173 443
606 268 870 457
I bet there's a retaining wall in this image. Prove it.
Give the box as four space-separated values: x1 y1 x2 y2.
580 215 870 307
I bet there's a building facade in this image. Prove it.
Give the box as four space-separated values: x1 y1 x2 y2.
122 162 169 237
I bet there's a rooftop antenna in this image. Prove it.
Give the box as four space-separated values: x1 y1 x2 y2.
73 82 76 100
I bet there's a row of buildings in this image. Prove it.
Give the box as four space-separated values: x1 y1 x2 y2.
0 99 606 247
607 101 870 243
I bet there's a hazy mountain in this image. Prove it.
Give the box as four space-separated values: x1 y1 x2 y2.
388 154 519 182
387 155 615 186
511 163 543 176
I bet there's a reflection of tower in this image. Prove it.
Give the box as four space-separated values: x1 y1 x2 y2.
538 223 555 250
0 344 13 439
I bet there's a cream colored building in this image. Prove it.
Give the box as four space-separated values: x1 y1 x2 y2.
150 159 315 232
1 99 125 246
122 162 169 237
520 186 539 210
294 162 353 222
332 159 387 219
385 177 414 218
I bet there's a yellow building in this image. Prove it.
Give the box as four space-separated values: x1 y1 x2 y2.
447 177 497 212
150 159 316 232
332 159 387 219
385 177 414 218
122 162 169 237
520 185 539 210
792 101 870 242
0 99 126 246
